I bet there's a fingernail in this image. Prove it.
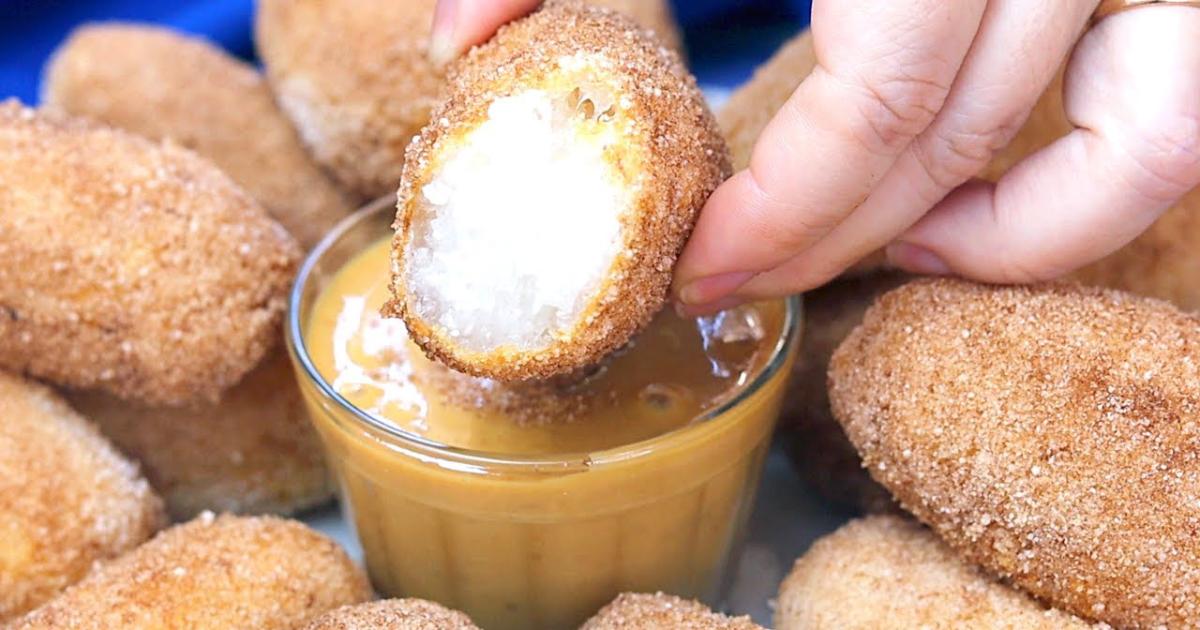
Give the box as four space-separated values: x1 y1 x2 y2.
887 242 951 276
677 271 755 306
429 0 460 66
675 295 746 318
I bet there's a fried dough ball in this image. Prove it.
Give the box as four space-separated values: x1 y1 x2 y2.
0 101 299 407
780 273 908 513
42 24 357 249
387 0 728 381
255 0 442 197
67 349 333 521
0 372 164 620
302 599 480 630
10 513 372 630
588 0 683 52
830 279 1200 628
581 593 763 630
776 516 1100 629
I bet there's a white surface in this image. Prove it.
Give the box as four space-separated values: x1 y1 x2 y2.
306 444 851 627
408 88 626 353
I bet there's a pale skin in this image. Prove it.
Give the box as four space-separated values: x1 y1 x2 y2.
431 0 1200 315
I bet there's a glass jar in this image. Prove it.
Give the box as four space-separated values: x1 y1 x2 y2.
287 197 802 630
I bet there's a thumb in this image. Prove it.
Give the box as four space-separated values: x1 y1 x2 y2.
431 0 543 65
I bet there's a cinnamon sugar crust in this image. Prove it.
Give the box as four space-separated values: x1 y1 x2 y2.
10 513 372 630
830 279 1200 628
0 101 299 407
255 0 444 198
777 516 1101 629
0 372 164 620
302 599 480 630
581 593 763 630
43 24 358 250
388 0 729 381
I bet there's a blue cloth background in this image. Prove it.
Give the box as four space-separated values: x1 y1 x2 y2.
0 0 811 104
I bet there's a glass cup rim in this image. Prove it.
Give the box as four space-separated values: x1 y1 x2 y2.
286 196 804 472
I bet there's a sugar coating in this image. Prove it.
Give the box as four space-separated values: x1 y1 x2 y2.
42 23 358 249
389 0 729 381
407 88 626 354
779 272 908 514
581 593 763 630
0 101 300 407
302 599 480 630
777 516 1102 629
68 348 333 521
255 0 443 198
0 372 164 620
830 279 1200 628
9 513 372 629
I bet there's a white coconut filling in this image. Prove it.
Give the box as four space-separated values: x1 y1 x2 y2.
406 88 628 353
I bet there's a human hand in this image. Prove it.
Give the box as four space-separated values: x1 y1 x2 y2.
431 0 1200 316
676 0 1200 313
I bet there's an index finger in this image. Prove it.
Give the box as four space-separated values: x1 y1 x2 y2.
674 0 986 302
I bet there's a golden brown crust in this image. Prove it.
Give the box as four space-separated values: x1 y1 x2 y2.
255 0 444 198
302 599 480 630
388 0 729 381
581 593 763 630
10 513 372 629
42 24 358 249
0 101 299 407
829 279 1200 628
780 273 908 513
67 348 333 521
587 0 684 53
0 372 164 620
776 516 1100 630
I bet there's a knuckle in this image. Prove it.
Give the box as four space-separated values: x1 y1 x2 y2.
1122 112 1200 201
849 69 951 154
920 113 1027 190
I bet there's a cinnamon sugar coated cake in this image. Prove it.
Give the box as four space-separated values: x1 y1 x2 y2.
830 279 1200 628
0 372 164 620
388 0 729 381
0 101 299 406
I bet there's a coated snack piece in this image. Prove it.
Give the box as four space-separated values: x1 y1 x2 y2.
0 101 299 407
10 513 373 630
779 272 907 513
830 279 1200 628
255 0 443 198
0 372 164 620
388 0 729 381
68 349 333 521
776 516 1100 630
581 593 764 630
302 599 480 630
973 71 1200 312
42 24 357 249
